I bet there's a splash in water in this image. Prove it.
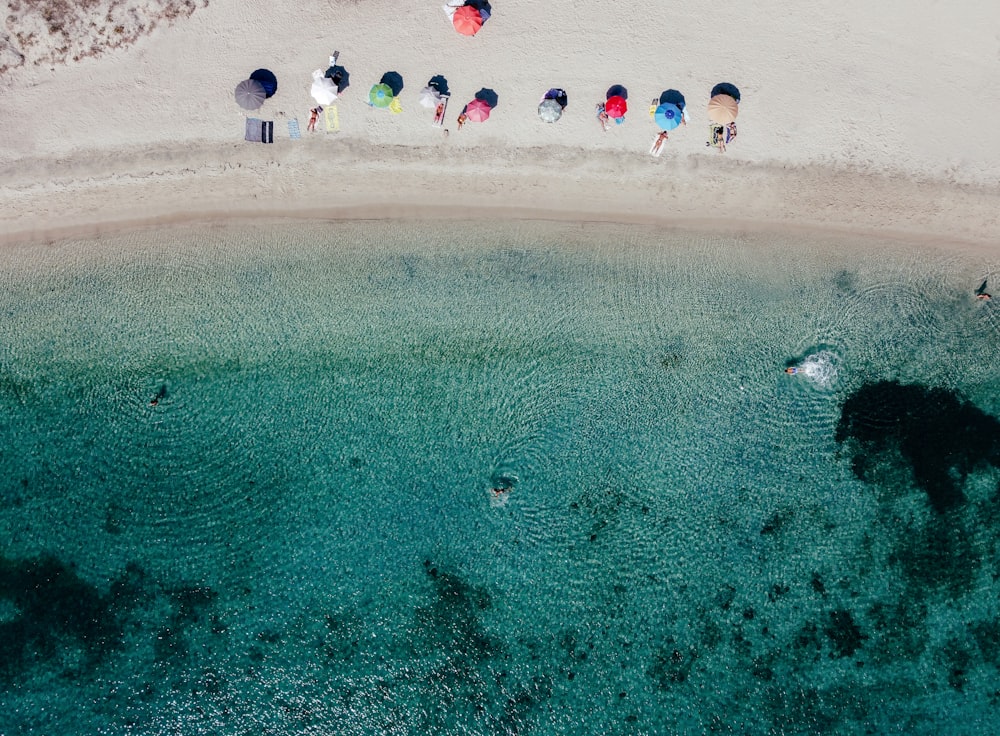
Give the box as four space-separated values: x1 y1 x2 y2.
791 350 840 388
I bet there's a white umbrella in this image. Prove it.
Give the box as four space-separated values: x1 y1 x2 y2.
310 69 338 106
418 86 442 109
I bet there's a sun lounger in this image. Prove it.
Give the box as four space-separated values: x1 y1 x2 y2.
244 118 274 143
288 119 301 139
325 105 340 132
432 95 450 126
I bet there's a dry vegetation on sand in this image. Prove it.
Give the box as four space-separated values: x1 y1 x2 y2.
1 0 206 75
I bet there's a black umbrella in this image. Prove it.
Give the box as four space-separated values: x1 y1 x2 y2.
659 89 686 110
711 82 740 103
249 68 278 98
544 88 568 109
428 74 450 96
474 87 499 108
380 71 404 96
325 65 350 93
606 84 628 100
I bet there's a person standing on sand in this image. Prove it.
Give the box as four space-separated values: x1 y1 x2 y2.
457 113 468 130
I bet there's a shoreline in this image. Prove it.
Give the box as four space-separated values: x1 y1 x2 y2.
3 142 999 255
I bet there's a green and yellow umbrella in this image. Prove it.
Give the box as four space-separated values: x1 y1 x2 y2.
369 83 393 108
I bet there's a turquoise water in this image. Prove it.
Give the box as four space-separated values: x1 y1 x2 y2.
0 220 998 734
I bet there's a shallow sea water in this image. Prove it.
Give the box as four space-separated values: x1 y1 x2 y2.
0 220 998 734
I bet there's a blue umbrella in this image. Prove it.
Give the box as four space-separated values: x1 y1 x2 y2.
654 103 682 131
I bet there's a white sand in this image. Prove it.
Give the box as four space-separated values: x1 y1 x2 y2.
2 0 999 248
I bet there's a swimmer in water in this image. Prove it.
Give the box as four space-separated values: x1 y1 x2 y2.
784 367 799 375
975 279 991 300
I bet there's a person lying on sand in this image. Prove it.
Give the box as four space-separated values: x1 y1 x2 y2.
457 113 468 130
595 103 609 132
651 130 669 154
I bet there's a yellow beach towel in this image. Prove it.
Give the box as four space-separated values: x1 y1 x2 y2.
325 105 339 132
389 98 403 114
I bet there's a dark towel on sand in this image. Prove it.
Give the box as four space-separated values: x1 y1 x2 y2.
244 118 274 143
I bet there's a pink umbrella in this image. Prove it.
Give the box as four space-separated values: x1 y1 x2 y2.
465 98 492 122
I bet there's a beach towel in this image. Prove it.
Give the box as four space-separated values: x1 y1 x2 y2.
389 97 403 114
244 118 274 143
325 105 340 132
288 119 301 139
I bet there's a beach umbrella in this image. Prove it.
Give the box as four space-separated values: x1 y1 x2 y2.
234 79 266 110
453 5 484 35
654 103 682 131
249 68 278 97
538 98 562 123
311 75 338 106
711 82 741 104
465 98 492 122
325 65 350 93
708 94 739 123
419 86 443 109
369 83 393 108
544 88 568 108
605 95 628 119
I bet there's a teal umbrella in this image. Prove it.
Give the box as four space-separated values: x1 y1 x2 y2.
369 84 393 108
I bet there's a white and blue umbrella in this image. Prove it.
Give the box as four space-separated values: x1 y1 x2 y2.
654 103 682 131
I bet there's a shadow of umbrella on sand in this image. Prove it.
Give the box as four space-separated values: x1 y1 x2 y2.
380 71 404 96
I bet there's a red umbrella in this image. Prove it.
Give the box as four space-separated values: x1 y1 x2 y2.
465 98 492 122
605 95 628 118
453 5 484 35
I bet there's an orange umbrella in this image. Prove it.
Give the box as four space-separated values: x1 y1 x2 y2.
707 94 739 124
453 6 484 35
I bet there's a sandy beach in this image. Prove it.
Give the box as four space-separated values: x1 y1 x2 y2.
2 0 1000 248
